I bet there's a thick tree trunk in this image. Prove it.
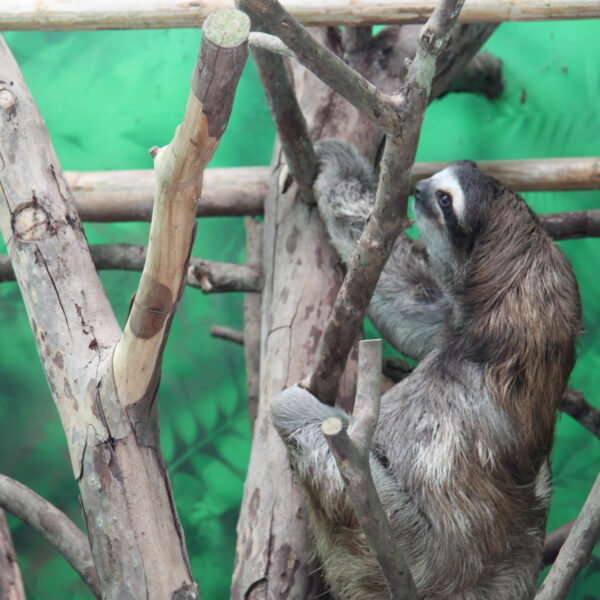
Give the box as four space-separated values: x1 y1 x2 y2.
231 24 411 598
232 16 500 596
0 10 249 597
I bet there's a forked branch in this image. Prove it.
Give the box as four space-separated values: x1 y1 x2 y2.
293 0 467 403
112 9 251 404
323 340 417 600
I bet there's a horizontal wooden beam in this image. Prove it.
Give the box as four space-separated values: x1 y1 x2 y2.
413 156 600 192
70 157 600 222
3 0 600 31
68 166 267 222
0 244 263 293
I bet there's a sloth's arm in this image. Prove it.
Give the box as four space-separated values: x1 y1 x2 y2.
271 385 411 524
314 139 449 361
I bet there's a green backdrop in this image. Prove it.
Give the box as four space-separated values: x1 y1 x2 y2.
1 19 599 600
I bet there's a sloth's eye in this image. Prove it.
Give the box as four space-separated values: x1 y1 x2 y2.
437 191 452 208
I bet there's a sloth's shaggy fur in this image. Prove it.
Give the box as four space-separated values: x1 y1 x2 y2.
271 139 582 600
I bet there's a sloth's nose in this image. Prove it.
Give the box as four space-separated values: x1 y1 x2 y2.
414 181 425 201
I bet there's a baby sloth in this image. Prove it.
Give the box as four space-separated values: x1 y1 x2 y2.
271 140 581 600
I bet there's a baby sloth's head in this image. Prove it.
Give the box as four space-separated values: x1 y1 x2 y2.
413 161 505 288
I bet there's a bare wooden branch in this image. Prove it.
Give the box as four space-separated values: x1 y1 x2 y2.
243 217 263 432
64 157 600 223
249 32 294 58
210 325 244 344
4 1 600 31
247 13 318 203
69 166 267 222
322 339 417 600
236 0 399 128
0 474 100 598
539 210 600 241
0 509 26 600
535 471 600 600
413 156 600 191
542 520 575 568
188 258 262 293
307 0 466 404
232 138 347 596
113 9 250 405
562 389 600 439
0 9 250 597
1 246 262 293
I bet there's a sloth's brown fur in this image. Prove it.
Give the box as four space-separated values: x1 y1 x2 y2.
271 140 581 600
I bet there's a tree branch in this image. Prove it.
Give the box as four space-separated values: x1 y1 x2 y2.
243 217 263 432
535 471 600 600
64 157 600 223
539 210 600 241
68 166 267 222
249 32 294 58
236 0 399 128
210 325 244 344
4 1 600 31
307 0 467 404
562 389 600 439
247 15 318 203
0 474 100 598
0 509 26 600
113 9 250 405
0 246 262 292
188 258 262 293
322 340 417 600
542 520 575 568
0 13 251 595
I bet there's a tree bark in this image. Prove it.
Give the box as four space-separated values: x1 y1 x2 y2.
0 510 26 600
69 166 267 222
0 8 249 597
244 217 263 431
0 474 100 598
232 12 494 594
63 156 600 224
3 0 600 31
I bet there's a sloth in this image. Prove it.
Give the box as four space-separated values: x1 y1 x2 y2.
271 139 582 600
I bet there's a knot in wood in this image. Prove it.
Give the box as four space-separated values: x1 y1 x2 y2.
0 88 16 110
13 203 49 241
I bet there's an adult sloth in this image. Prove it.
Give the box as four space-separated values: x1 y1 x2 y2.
271 140 581 600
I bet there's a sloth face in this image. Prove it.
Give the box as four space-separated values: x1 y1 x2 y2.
413 161 494 284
